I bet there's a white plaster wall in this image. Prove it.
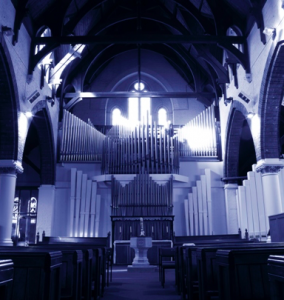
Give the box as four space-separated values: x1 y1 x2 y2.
53 182 70 236
221 0 284 160
72 49 205 126
0 0 59 157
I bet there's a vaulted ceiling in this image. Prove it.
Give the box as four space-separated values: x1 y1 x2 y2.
11 0 266 108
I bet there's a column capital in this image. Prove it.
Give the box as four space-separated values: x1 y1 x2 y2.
0 160 23 174
255 159 284 175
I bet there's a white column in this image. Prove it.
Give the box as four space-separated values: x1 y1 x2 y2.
256 159 284 230
74 171 82 237
201 175 208 235
224 183 239 234
188 193 194 236
95 195 101 237
84 180 92 237
197 181 204 235
192 186 198 235
0 161 22 246
238 186 248 237
184 199 189 236
79 174 87 237
36 185 56 239
69 168 77 237
89 181 97 237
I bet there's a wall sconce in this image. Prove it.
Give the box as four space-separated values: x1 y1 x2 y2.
46 96 55 107
224 97 233 106
1 26 13 36
247 112 255 119
263 27 276 40
25 112 33 118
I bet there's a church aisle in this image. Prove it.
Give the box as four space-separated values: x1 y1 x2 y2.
103 266 180 300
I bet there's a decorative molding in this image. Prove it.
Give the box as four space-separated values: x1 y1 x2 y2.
0 160 23 174
0 167 17 175
256 165 283 174
255 159 284 174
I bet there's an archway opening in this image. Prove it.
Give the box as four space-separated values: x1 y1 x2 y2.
238 119 257 177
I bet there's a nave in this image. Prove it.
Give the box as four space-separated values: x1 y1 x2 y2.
103 267 179 300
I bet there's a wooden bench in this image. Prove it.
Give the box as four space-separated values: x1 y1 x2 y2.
158 247 176 288
40 240 104 300
268 255 284 300
0 259 13 300
29 245 83 300
216 247 284 300
42 235 111 289
0 248 62 300
31 244 96 300
178 240 263 300
173 232 244 247
176 238 253 299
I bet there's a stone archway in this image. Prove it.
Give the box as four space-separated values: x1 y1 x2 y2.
31 103 56 185
257 40 284 161
0 40 19 161
224 101 250 179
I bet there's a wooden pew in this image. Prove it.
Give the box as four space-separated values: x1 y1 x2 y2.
268 255 284 300
217 247 284 300
42 235 111 289
0 248 62 300
29 245 83 300
31 244 95 300
176 237 252 299
173 231 244 247
196 243 284 300
0 260 13 300
40 239 104 300
158 247 176 288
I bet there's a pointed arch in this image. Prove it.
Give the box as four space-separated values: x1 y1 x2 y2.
0 39 19 160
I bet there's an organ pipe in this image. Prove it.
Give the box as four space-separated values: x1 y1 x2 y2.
103 113 180 174
178 103 217 157
111 171 173 217
60 106 218 170
60 109 105 162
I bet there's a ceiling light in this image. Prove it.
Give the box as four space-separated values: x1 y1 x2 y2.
247 112 255 119
25 111 33 118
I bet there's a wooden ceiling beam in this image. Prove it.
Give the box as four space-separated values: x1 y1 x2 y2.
34 35 245 45
64 91 216 98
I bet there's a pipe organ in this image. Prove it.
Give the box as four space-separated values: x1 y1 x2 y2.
59 105 219 168
178 104 217 157
102 116 179 174
111 171 174 242
235 165 268 240
69 168 100 237
59 106 220 244
60 109 105 162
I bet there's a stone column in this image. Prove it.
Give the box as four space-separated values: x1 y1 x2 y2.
36 185 55 240
0 160 23 246
256 159 284 228
224 182 239 234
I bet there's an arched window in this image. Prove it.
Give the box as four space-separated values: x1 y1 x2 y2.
158 108 167 127
112 108 122 125
128 82 150 124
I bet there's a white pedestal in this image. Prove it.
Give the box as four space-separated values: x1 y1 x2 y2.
128 237 157 272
